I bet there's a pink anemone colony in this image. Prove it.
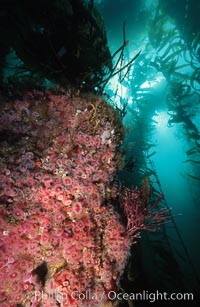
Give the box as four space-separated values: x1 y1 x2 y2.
0 90 131 306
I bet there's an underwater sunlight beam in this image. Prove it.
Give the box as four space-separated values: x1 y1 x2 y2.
152 110 170 130
140 73 165 89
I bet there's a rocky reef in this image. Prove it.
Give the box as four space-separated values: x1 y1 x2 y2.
0 90 131 306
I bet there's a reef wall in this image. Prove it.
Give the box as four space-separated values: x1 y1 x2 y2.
0 90 131 306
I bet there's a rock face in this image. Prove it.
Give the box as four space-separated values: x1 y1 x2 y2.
0 90 131 306
0 0 112 90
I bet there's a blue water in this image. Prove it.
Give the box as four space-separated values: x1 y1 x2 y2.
151 103 200 277
96 0 200 291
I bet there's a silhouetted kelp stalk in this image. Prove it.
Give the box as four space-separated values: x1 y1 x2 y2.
120 186 172 243
148 8 200 181
98 22 141 94
148 8 200 101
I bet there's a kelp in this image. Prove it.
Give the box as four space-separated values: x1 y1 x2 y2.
156 29 179 53
184 159 200 164
191 68 200 91
146 151 157 158
186 173 200 181
186 147 200 155
98 22 141 94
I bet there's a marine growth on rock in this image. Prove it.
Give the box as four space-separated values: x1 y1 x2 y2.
0 90 131 306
